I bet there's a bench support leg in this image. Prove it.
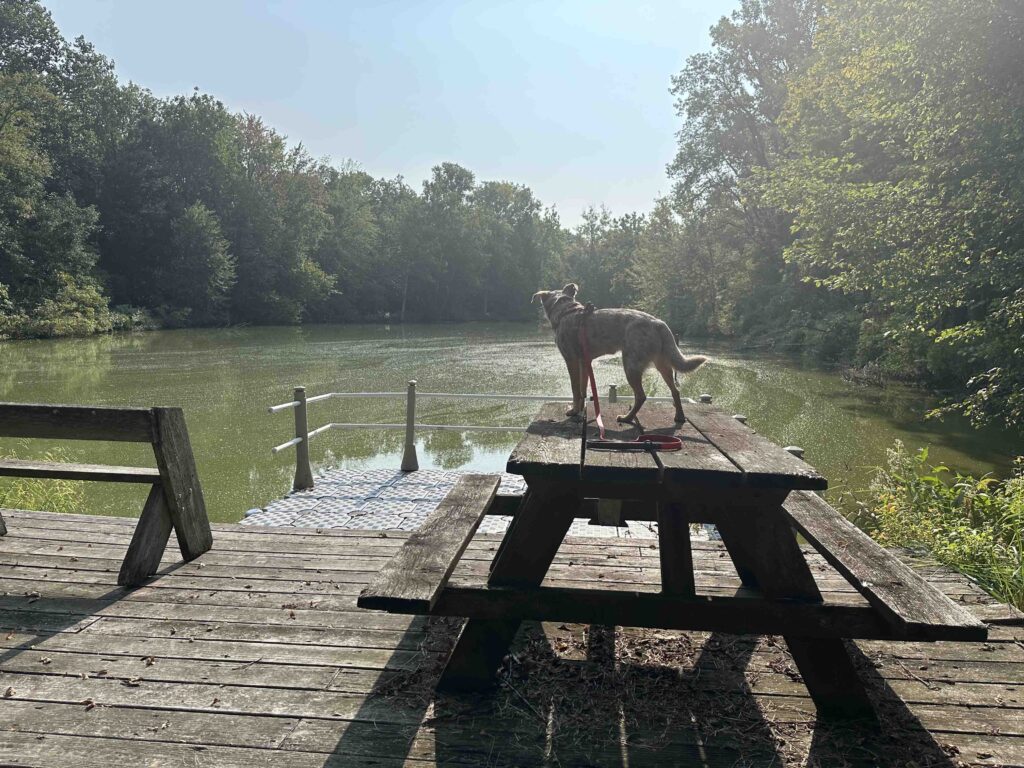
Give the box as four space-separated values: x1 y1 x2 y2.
119 484 173 586
438 484 577 692
152 407 213 560
714 503 876 720
0 509 6 537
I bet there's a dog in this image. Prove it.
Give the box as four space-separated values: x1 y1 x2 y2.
532 283 707 424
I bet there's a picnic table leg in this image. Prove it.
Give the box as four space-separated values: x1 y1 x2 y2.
714 502 876 719
658 502 695 596
437 482 577 692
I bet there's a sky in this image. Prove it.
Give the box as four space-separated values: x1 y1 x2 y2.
45 0 737 226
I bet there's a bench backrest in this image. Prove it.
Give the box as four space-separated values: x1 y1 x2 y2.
0 403 157 442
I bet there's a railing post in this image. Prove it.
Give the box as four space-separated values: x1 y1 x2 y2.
292 387 314 491
400 380 419 472
608 384 617 403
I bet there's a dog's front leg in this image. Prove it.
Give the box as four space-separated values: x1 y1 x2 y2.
564 356 585 419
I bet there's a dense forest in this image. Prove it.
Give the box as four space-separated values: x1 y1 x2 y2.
1 0 1022 431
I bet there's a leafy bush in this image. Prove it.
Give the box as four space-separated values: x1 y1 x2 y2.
860 442 1023 609
0 448 84 514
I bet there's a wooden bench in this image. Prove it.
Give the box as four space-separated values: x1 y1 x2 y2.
0 402 213 587
781 490 986 640
358 474 501 613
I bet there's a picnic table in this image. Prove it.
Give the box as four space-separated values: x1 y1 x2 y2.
359 402 987 718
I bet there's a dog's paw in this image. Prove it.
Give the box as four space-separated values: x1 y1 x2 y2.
674 411 686 424
616 414 636 425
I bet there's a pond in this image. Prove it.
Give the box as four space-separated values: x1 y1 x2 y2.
0 323 1018 522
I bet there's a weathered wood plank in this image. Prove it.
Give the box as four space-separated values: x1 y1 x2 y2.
684 404 828 489
358 474 500 612
151 407 212 560
657 502 695 596
0 459 161 483
118 484 174 586
429 584 984 641
0 507 1022 767
0 700 300 750
714 503 875 718
437 483 578 691
0 402 155 442
783 490 988 638
507 402 746 486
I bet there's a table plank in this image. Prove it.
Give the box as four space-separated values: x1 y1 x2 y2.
507 402 743 486
684 404 828 490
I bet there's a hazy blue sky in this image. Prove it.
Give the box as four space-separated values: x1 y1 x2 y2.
45 0 736 226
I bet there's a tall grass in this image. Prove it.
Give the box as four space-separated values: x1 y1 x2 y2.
858 441 1023 610
0 448 84 515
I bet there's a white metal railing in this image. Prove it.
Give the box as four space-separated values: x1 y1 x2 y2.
268 380 712 491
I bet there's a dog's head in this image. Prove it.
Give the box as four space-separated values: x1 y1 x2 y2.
532 283 581 327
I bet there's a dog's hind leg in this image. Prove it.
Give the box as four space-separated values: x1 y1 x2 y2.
617 357 647 424
655 358 686 423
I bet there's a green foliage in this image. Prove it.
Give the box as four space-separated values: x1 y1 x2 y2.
861 442 1024 609
0 446 84 514
162 202 235 325
765 0 1024 427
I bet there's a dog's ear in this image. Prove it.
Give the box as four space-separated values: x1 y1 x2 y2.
531 291 546 305
562 283 578 298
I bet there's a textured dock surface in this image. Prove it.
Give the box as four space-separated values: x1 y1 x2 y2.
1 508 1023 766
245 467 662 537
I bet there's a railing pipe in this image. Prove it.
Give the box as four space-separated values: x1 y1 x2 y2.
292 386 314 491
271 436 303 454
400 380 419 471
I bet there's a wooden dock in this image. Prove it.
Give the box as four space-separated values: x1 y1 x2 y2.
1 507 1023 767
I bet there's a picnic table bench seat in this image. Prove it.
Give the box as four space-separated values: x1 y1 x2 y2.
358 474 501 613
782 490 986 640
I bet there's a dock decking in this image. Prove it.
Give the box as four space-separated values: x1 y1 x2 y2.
1 507 1023 767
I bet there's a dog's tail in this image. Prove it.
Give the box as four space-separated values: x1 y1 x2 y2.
659 323 708 373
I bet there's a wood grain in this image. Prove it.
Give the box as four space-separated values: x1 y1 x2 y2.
0 508 1019 767
357 474 500 612
0 458 161 484
151 407 212 560
0 402 155 442
783 490 987 638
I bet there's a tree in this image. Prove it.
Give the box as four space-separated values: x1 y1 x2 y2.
162 202 235 325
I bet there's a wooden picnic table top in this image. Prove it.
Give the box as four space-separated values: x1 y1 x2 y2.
507 402 827 491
